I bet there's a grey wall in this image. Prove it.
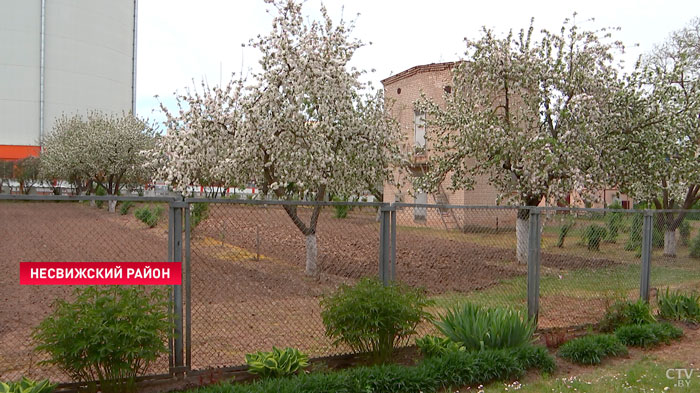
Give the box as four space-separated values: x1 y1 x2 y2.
0 0 135 148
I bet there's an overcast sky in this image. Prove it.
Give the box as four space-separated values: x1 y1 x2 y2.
135 0 700 123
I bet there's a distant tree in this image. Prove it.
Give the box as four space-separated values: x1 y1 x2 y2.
41 111 155 212
14 156 41 194
610 18 700 257
0 160 14 193
416 17 625 263
151 0 403 276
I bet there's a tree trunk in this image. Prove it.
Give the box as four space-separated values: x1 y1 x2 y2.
108 200 117 213
664 229 677 257
516 217 529 265
305 233 318 276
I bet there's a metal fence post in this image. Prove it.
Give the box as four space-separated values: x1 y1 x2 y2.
169 201 186 375
378 204 393 285
640 210 654 302
390 206 397 282
184 202 192 372
527 208 541 324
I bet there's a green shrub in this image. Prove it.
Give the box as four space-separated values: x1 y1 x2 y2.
94 184 106 209
615 322 683 348
119 201 134 215
599 299 656 332
605 206 623 243
557 334 627 365
0 378 56 393
33 287 171 392
332 196 351 219
415 335 464 358
625 213 644 252
245 347 309 378
582 224 607 251
204 345 554 393
190 202 209 228
679 220 691 246
690 230 700 259
134 204 163 228
556 220 574 248
320 278 431 363
434 303 535 351
658 288 700 322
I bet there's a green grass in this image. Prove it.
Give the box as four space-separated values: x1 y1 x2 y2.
483 358 695 392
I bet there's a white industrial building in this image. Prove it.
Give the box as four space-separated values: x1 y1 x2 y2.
0 0 137 160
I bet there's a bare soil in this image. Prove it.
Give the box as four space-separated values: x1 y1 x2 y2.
0 202 630 383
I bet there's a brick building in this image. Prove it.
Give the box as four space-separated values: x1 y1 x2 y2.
380 62 632 228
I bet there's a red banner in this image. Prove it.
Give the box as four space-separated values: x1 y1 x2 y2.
20 262 181 285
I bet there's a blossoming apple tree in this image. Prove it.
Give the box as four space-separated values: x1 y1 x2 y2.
415 18 625 263
152 0 403 276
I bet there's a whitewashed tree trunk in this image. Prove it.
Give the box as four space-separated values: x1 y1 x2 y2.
90 200 96 207
664 229 677 257
516 217 529 265
305 233 318 276
108 200 117 213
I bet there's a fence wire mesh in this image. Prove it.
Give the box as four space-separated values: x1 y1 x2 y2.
186 201 381 371
2 196 700 385
0 198 171 382
393 205 527 339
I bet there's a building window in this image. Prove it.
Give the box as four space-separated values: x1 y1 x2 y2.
414 110 426 148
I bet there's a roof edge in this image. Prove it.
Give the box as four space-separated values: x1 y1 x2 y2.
381 62 456 86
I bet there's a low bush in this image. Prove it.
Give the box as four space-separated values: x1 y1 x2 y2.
320 278 431 363
331 196 351 219
33 287 171 393
556 220 574 248
679 220 691 246
0 377 56 393
245 347 309 378
599 299 656 332
658 288 700 322
94 184 106 209
415 335 464 358
615 322 683 348
119 201 134 215
202 345 554 393
690 230 700 259
190 202 209 228
582 224 607 251
605 204 623 243
557 334 628 365
134 204 163 228
434 303 535 351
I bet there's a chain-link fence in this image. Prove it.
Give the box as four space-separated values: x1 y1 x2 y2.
0 195 173 382
2 195 700 385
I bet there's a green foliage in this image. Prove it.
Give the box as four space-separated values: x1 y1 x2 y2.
556 220 574 248
615 322 683 348
245 347 309 378
332 196 351 219
190 202 209 228
95 184 106 208
119 201 134 215
599 299 656 332
198 345 554 393
625 213 644 252
320 278 431 363
679 220 691 246
604 206 623 243
0 378 56 393
134 204 163 228
415 335 464 358
33 287 171 392
657 288 700 322
582 224 607 251
434 303 535 351
557 334 628 365
690 229 700 258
